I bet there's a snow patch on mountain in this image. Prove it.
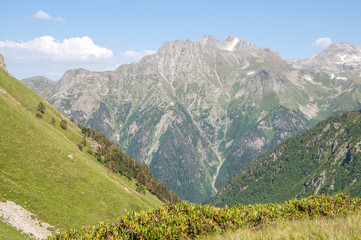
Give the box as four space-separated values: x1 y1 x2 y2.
227 38 239 51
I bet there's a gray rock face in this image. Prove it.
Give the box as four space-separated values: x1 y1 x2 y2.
0 53 8 72
22 76 57 99
22 37 361 202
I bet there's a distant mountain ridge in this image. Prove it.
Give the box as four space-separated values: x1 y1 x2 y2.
207 110 361 206
22 36 361 202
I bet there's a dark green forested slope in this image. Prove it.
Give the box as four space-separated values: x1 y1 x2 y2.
207 111 361 207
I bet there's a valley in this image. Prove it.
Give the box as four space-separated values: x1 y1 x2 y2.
207 110 361 206
2 2 361 239
2 36 361 238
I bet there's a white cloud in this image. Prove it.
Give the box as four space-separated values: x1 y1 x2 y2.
54 17 65 22
0 36 117 80
123 49 156 59
34 10 51 20
312 37 333 48
0 36 157 80
33 10 65 22
0 36 113 62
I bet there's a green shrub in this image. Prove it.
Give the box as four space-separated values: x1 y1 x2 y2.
51 194 361 240
136 184 146 195
77 144 83 151
36 113 43 118
60 120 67 129
38 102 45 113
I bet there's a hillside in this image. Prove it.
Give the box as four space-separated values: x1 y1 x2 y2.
0 67 163 239
22 36 361 202
207 111 361 207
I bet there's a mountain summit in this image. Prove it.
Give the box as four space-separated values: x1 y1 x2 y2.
291 42 361 72
22 36 361 202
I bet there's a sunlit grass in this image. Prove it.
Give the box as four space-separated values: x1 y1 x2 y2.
0 221 29 240
0 68 162 235
209 214 361 240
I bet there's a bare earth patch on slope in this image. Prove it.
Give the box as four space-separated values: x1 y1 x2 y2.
0 200 53 239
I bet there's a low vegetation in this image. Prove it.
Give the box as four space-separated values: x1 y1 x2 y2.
38 101 45 113
209 213 361 240
60 119 67 129
51 194 360 239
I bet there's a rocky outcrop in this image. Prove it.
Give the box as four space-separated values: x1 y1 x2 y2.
0 53 8 72
22 76 57 99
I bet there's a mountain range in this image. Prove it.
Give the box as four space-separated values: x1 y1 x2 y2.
22 36 361 202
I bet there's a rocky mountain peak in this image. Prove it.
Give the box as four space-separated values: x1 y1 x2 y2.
197 35 220 46
325 42 359 53
291 42 361 71
315 42 361 63
57 68 92 92
196 35 258 52
159 38 188 49
158 35 258 54
0 53 8 72
222 36 256 52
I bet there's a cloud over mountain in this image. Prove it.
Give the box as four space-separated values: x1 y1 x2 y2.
0 36 113 62
313 37 333 48
0 36 115 80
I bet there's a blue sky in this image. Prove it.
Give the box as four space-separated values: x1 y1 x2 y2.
1 0 360 80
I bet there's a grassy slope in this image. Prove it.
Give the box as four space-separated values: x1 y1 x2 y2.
0 221 29 240
208 214 361 240
0 69 162 235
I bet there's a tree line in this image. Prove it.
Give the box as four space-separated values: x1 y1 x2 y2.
78 124 180 204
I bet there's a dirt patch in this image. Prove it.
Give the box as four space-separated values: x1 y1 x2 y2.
0 200 53 239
